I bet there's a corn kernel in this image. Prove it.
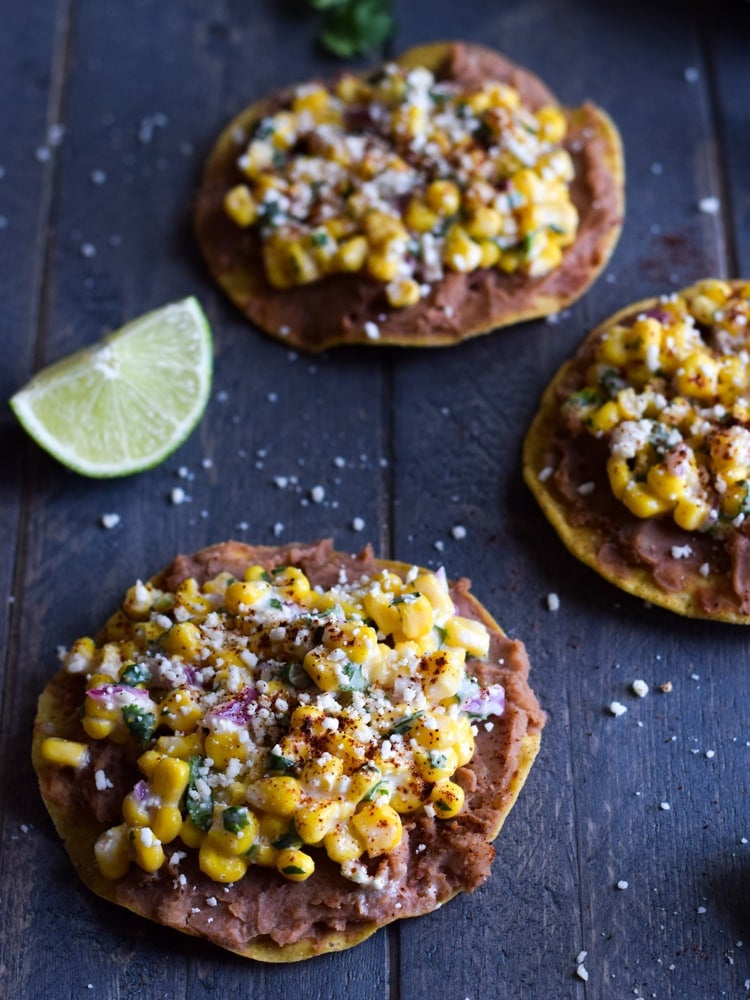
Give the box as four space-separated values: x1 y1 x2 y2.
430 779 465 819
224 184 258 227
351 802 402 855
95 823 131 880
40 737 90 769
443 615 490 658
277 847 315 882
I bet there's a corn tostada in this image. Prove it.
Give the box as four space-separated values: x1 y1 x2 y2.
195 41 624 350
33 539 544 960
524 279 750 622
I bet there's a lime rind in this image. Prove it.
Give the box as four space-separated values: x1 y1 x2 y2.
10 297 213 478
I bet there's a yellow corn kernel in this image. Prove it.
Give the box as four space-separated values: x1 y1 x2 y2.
527 238 563 277
137 749 164 778
132 620 168 652
443 616 490 658
363 591 400 636
324 822 364 864
465 207 503 240
414 745 459 783
674 494 711 531
486 82 520 109
174 578 214 619
596 328 630 368
366 251 401 282
63 636 96 675
323 620 378 663
225 579 270 613
158 688 202 732
94 823 131 880
151 756 190 803
161 622 202 661
242 564 267 582
405 197 440 233
334 73 371 104
443 225 482 273
425 179 460 216
607 457 632 500
131 827 165 873
248 776 302 817
277 847 315 882
430 779 465 819
675 352 720 401
710 426 750 483
82 715 115 741
386 277 422 308
121 581 153 621
393 593 434 640
588 400 621 435
536 105 566 143
102 609 131 643
271 566 311 603
418 648 464 701
479 240 501 268
351 802 402 855
621 484 673 519
412 713 458 751
224 184 258 227
295 801 340 844
511 169 542 204
199 840 247 883
289 704 326 732
292 84 329 118
302 648 343 692
40 737 90 769
647 465 686 503
363 210 407 246
205 731 249 770
301 753 343 793
336 235 368 272
453 715 476 767
179 817 204 849
208 806 258 856
155 733 204 759
408 572 454 621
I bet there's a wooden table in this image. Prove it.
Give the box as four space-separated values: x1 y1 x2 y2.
2 1 748 996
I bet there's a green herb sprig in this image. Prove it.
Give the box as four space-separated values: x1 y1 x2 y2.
307 0 395 59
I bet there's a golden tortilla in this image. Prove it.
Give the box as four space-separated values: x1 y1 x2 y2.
195 41 624 351
33 540 544 961
523 280 750 623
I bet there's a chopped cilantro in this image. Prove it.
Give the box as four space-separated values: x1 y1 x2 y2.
388 710 424 736
599 367 627 399
120 662 151 687
273 821 303 850
282 864 306 876
433 798 453 813
269 598 283 610
267 752 296 775
307 0 394 59
521 231 537 257
121 704 155 746
341 661 367 692
311 231 329 247
392 592 419 606
434 625 447 649
270 566 288 577
187 756 213 832
279 662 312 689
223 806 250 833
362 778 389 802
428 750 449 770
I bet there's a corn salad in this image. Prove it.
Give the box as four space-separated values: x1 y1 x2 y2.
561 280 750 534
223 63 578 307
41 560 506 887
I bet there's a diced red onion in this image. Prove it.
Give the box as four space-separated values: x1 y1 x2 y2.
461 683 505 719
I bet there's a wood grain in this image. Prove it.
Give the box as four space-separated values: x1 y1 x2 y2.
1 1 748 997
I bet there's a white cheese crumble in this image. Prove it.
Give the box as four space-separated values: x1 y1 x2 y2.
547 593 560 612
616 879 629 890
659 802 671 811
94 769 113 791
577 481 596 496
170 487 188 505
100 513 121 529
451 525 467 540
609 701 628 717
670 544 692 560
310 485 325 503
631 679 649 698
698 196 720 215
352 517 365 532
364 321 381 340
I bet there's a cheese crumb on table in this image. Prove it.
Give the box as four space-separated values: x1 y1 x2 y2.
547 593 560 612
100 513 121 530
631 679 649 697
616 879 629 890
609 701 628 717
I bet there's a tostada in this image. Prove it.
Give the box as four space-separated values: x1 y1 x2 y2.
33 539 544 960
195 41 624 350
524 279 750 622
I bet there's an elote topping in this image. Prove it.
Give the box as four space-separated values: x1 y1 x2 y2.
223 62 578 306
562 280 750 536
42 560 506 887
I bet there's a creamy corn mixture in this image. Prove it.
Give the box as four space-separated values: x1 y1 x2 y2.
561 280 750 534
42 560 506 887
223 63 578 307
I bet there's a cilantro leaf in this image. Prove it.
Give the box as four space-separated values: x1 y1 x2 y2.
121 704 156 745
187 755 214 832
312 0 395 59
120 662 152 687
273 820 303 850
223 806 250 833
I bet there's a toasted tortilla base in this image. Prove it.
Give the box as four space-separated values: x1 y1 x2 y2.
33 540 544 961
195 41 624 351
523 283 750 623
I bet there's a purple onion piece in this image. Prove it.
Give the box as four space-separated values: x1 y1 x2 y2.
461 683 506 719
206 686 258 727
87 684 151 703
132 780 149 802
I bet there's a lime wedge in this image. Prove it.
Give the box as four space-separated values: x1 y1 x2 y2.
10 297 213 478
